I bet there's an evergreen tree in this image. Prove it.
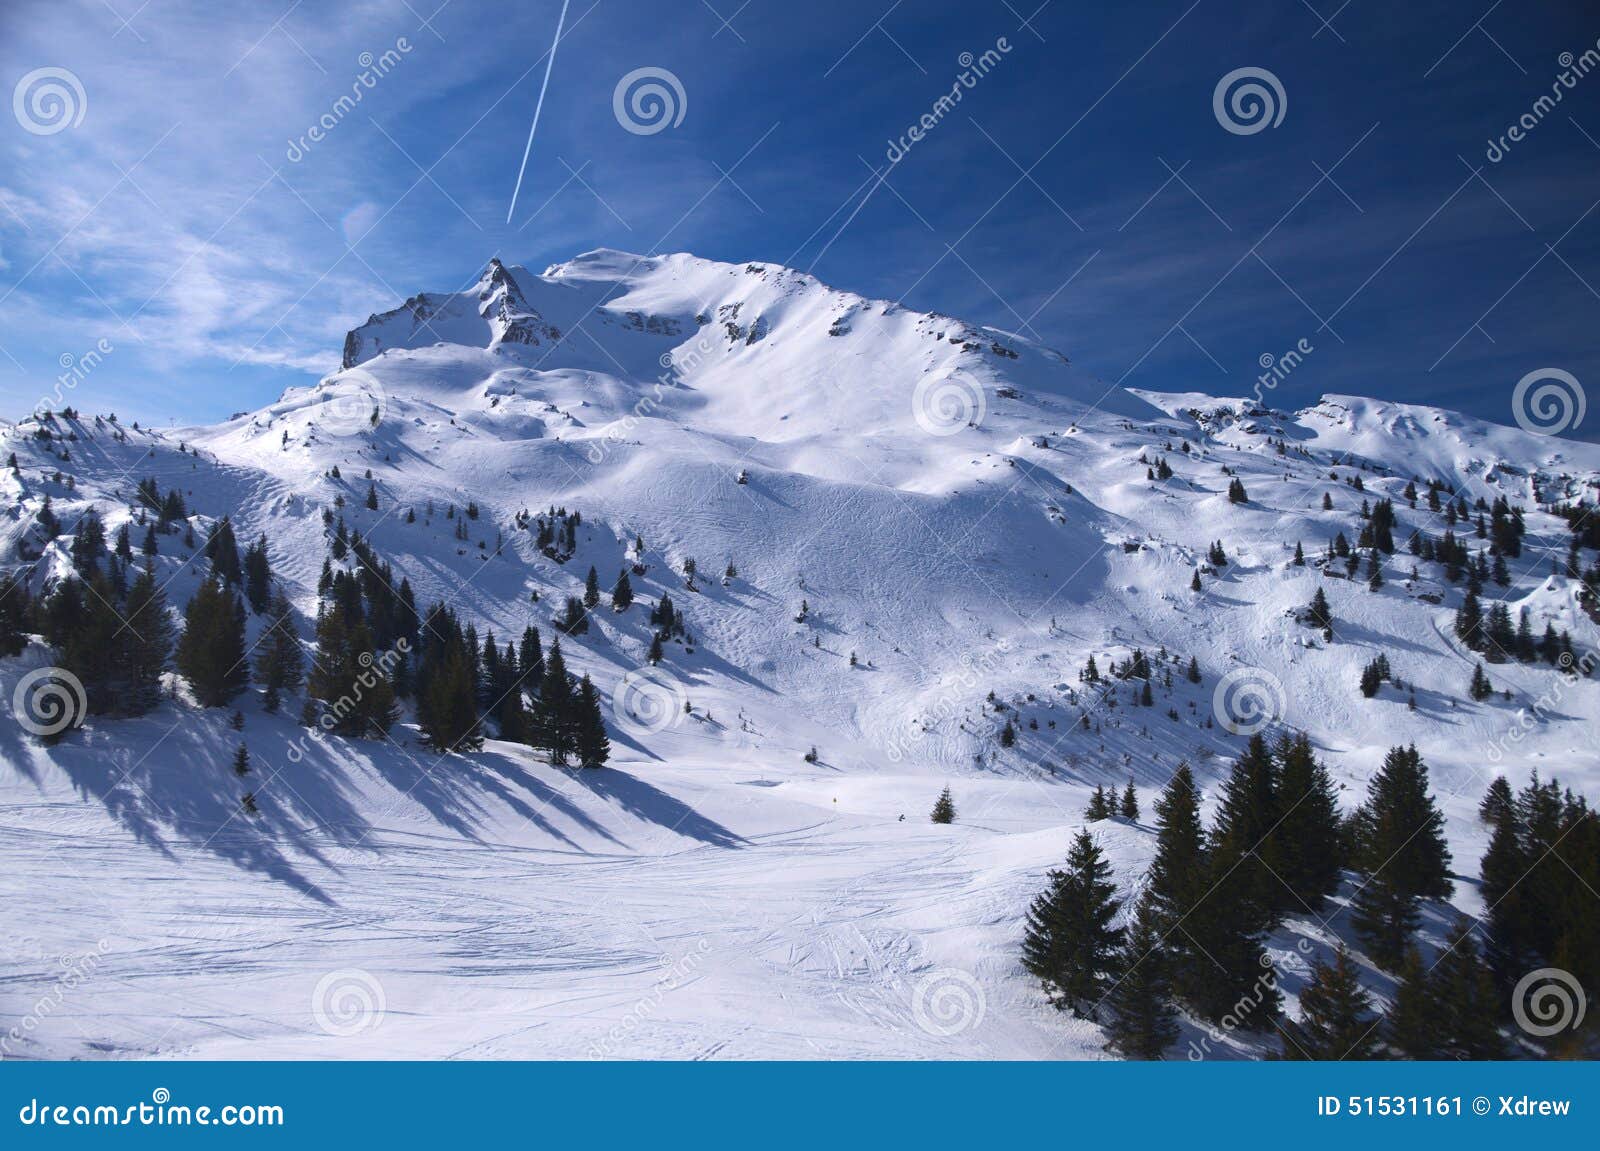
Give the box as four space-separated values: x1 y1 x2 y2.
583 565 600 608
1103 894 1179 1059
1455 590 1483 648
518 626 544 690
556 595 589 635
1273 733 1344 911
242 535 272 613
611 569 633 611
1477 775 1514 826
232 744 250 776
930 786 956 824
1479 809 1534 990
1120 780 1139 820
205 517 242 585
1307 586 1333 631
1020 830 1124 1017
1468 662 1493 701
176 578 248 707
1279 948 1379 1060
1429 921 1506 1059
1148 766 1280 1027
419 645 482 751
254 593 304 710
118 564 175 715
1384 948 1440 1058
1349 745 1452 968
1144 765 1216 1011
1208 734 1284 929
573 675 611 767
530 638 574 764
1190 569 1202 592
0 574 31 657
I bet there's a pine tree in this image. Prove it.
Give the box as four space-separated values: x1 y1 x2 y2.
518 626 544 690
647 633 664 664
0 574 31 657
243 535 272 614
930 786 956 824
1085 784 1110 821
1383 947 1440 1058
1190 569 1201 592
1273 733 1344 911
1020 830 1123 1017
1120 781 1139 820
232 744 251 776
1146 764 1208 987
1292 540 1305 566
1185 655 1201 684
583 565 600 608
531 638 574 764
1429 921 1506 1059
254 593 305 710
176 577 248 707
1478 775 1514 825
205 517 242 585
1469 661 1493 701
611 569 633 611
118 564 175 716
573 675 611 767
1144 763 1278 1028
1103 894 1179 1058
1456 590 1483 648
556 595 589 635
1307 586 1333 631
1349 745 1452 968
1208 733 1284 930
419 646 481 751
1279 948 1379 1059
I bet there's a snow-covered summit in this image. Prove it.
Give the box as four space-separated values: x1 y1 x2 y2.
5 249 1600 1060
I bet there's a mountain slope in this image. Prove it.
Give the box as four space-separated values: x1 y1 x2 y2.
3 250 1599 1060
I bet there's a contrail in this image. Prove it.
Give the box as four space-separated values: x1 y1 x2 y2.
506 0 572 224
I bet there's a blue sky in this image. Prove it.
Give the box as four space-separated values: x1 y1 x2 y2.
1 0 1597 437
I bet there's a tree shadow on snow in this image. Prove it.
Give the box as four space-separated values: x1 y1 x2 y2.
568 766 746 848
41 708 346 905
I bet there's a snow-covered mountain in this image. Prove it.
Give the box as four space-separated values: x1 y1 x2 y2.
4 249 1599 1060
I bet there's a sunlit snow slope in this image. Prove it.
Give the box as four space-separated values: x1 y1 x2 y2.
3 250 1599 1059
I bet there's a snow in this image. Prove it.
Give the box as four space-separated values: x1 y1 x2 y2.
3 249 1599 1059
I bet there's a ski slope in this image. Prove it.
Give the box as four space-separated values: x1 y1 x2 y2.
3 250 1599 1059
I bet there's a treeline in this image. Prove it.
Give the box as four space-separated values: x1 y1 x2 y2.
4 503 613 768
0 509 274 725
